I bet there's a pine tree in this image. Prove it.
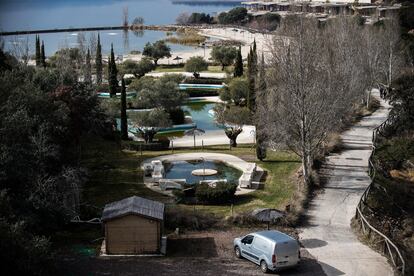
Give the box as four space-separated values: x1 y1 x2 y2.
41 40 46 67
35 35 41 67
120 78 128 140
85 48 92 84
109 44 118 97
234 46 243 77
96 33 102 84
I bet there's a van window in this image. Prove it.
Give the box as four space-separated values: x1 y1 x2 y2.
241 235 254 245
252 236 269 251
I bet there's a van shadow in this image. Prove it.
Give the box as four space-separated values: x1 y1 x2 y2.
167 237 218 257
300 238 328 249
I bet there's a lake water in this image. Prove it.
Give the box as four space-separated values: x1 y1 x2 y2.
0 0 241 56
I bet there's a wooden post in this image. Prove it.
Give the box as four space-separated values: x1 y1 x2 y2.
231 204 233 216
202 140 204 151
171 140 174 153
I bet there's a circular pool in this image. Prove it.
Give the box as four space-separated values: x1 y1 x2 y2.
163 159 242 185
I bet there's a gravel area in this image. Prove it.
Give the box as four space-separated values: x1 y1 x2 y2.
58 229 326 276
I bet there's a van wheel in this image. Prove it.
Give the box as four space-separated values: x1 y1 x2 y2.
260 260 269 273
234 246 242 259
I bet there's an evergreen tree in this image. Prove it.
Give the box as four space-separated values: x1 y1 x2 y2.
247 43 258 111
256 53 267 161
96 33 102 84
108 44 118 97
234 46 243 77
41 40 46 67
85 48 92 84
252 39 257 64
120 77 128 140
35 35 41 67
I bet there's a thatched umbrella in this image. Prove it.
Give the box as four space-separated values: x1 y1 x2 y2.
251 208 285 230
173 56 183 64
184 128 205 148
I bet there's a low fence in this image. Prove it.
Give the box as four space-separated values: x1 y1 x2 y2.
354 91 405 275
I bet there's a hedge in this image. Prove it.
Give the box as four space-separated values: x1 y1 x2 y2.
186 88 219 97
183 77 224 85
195 182 237 204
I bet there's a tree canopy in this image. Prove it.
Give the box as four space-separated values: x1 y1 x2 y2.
219 77 249 106
211 46 237 71
218 7 248 24
184 56 208 78
120 58 155 78
143 41 171 66
129 108 171 143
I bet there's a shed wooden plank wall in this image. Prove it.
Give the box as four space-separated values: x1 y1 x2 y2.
105 214 160 254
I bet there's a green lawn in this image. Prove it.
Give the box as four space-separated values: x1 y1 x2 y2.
81 138 300 218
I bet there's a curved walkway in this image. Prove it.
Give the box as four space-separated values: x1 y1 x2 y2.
299 90 393 275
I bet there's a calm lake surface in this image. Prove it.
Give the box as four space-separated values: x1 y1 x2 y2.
0 0 241 55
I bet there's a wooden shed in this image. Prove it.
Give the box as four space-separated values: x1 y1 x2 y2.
102 196 164 255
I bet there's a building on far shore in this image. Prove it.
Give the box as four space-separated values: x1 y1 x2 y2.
241 0 401 20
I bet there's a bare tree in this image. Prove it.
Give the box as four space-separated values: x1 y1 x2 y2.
123 6 129 28
88 32 98 58
263 15 369 185
176 12 190 25
379 16 404 90
9 36 31 64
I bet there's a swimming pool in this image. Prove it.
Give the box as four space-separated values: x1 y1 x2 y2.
163 160 242 185
182 102 224 131
179 84 224 90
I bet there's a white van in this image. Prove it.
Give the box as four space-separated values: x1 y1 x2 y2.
233 230 300 273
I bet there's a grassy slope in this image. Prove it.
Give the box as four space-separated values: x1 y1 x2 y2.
80 138 300 217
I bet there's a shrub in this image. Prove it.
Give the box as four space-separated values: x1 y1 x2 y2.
183 77 223 85
168 108 185 124
374 137 414 173
195 182 237 204
186 88 219 97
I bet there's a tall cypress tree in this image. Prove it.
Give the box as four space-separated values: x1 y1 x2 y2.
255 53 267 161
247 43 258 111
234 46 243 77
40 40 46 67
96 33 102 84
85 48 92 84
35 35 41 67
109 44 118 97
120 78 128 140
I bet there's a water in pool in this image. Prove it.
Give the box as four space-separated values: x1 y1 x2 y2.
182 102 224 131
163 160 242 185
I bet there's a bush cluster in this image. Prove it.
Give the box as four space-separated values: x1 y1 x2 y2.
183 77 223 85
195 182 237 204
186 88 219 97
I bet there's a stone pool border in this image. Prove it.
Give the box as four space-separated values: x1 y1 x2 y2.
141 152 264 195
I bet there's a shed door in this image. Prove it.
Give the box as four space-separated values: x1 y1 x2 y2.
107 215 159 254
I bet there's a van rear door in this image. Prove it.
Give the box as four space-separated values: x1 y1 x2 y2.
274 240 299 267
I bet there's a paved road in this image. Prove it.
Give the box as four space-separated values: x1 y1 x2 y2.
299 90 394 276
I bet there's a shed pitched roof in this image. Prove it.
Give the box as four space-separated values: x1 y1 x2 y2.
102 196 164 222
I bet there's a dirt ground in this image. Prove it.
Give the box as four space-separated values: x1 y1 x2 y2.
58 229 327 276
